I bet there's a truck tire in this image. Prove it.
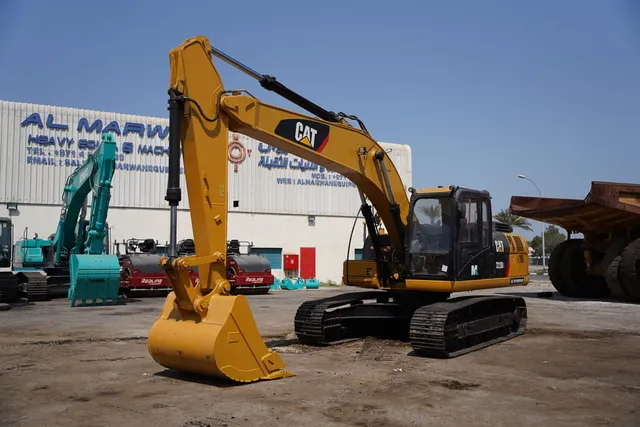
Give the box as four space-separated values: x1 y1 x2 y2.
604 256 627 299
548 240 571 295
618 238 640 301
559 238 609 298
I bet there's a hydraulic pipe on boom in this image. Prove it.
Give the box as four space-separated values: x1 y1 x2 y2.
148 36 529 385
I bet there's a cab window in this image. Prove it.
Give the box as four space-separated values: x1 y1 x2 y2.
457 197 479 243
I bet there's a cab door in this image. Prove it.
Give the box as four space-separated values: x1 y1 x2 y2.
454 191 494 281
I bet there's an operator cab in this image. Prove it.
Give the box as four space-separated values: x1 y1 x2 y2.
407 186 494 281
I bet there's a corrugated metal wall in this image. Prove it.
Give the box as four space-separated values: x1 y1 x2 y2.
0 100 412 217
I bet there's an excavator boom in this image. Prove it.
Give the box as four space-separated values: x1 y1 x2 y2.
148 35 528 384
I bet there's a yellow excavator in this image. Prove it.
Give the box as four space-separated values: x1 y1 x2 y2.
147 35 530 384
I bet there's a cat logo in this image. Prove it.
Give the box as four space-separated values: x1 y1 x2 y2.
274 119 330 152
295 122 318 148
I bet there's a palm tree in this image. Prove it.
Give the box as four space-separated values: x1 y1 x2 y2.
494 209 533 232
419 205 441 224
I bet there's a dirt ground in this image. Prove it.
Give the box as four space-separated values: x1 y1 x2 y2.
1 278 639 427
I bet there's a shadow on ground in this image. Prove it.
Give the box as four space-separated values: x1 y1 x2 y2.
497 290 640 305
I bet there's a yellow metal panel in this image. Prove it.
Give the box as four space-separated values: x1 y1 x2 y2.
405 276 529 292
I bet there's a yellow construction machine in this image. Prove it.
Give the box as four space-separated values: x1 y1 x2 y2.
147 35 530 384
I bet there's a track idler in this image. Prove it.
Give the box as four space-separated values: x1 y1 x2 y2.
148 291 295 383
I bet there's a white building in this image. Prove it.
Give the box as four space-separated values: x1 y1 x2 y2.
0 100 412 283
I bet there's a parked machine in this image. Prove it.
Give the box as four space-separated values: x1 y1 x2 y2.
146 36 530 384
1 135 119 304
116 238 189 297
0 217 25 303
226 240 275 295
510 181 640 301
33 134 120 305
175 238 275 295
11 229 52 300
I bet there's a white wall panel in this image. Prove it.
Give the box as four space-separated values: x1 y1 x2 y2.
0 100 412 218
226 132 413 217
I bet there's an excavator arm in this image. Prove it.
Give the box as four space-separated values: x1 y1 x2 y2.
166 36 410 283
148 35 412 384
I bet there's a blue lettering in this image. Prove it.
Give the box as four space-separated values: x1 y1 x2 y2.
56 137 74 147
123 122 145 137
272 175 356 188
137 144 168 156
77 118 103 133
22 113 69 130
26 155 56 165
138 144 152 155
153 146 168 156
102 120 121 135
122 142 134 154
147 124 169 139
78 139 96 150
25 113 170 140
258 155 288 170
30 135 54 146
65 159 83 168
22 113 44 128
257 142 287 155
46 114 68 130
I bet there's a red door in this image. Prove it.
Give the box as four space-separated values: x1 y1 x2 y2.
299 247 316 279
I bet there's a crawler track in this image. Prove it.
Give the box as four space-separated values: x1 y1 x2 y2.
409 295 527 358
0 273 21 303
294 291 527 358
21 272 49 301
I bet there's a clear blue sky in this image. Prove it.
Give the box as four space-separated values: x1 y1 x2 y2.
1 0 639 240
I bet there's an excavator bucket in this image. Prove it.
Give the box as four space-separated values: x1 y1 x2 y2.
148 291 295 383
68 254 121 307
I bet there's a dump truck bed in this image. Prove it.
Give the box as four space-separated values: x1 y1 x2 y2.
509 181 640 234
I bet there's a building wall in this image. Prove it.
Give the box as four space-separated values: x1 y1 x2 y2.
0 100 412 216
0 100 412 283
